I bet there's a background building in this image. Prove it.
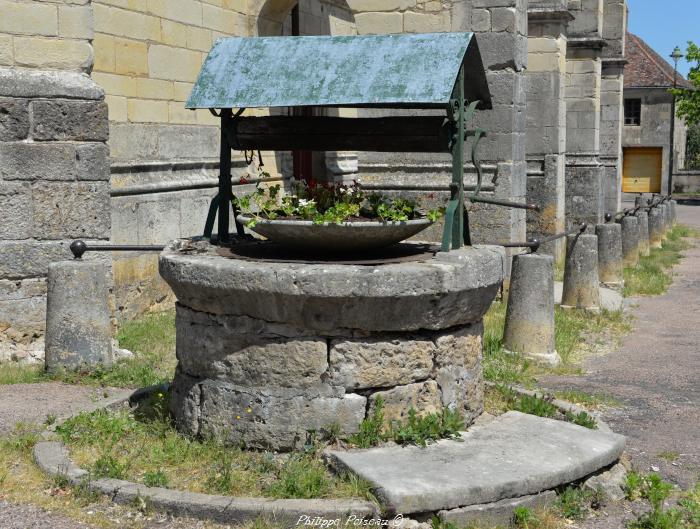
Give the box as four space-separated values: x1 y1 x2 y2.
622 32 690 198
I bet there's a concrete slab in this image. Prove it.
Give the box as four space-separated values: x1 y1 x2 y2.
327 411 625 515
554 281 623 312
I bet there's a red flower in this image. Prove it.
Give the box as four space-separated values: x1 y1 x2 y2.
239 176 249 184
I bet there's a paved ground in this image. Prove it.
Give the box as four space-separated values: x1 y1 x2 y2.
0 383 132 436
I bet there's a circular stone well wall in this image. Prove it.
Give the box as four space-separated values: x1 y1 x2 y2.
159 240 505 451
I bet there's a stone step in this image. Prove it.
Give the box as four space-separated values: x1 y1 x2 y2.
327 411 625 515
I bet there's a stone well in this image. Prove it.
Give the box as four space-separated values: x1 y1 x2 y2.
160 240 505 451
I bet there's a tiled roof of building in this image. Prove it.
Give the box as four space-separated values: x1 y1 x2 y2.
625 32 693 89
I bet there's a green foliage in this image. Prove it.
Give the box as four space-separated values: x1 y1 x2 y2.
624 226 695 297
92 454 129 479
143 470 169 488
685 122 700 170
513 506 536 527
564 410 597 430
672 42 700 127
234 180 443 226
264 456 330 499
556 486 599 520
388 407 464 447
625 476 700 529
513 394 557 418
5 422 42 453
348 397 465 448
348 397 386 448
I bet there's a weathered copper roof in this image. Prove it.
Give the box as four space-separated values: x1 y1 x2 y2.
625 32 692 89
186 33 492 109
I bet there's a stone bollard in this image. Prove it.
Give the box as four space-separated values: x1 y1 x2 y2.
503 254 559 366
561 233 601 312
670 200 678 225
648 208 663 249
636 210 650 257
620 215 640 268
595 222 623 288
658 204 668 239
45 260 113 371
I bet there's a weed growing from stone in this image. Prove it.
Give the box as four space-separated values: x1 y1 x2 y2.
349 397 465 448
564 410 597 429
556 486 601 520
513 394 557 418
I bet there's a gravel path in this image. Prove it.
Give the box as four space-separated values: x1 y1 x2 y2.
0 382 132 436
544 204 700 527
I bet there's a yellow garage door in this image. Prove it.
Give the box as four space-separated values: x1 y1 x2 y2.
622 147 662 193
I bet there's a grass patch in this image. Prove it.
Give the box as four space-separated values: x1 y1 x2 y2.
0 423 251 529
623 225 697 297
484 386 597 429
482 300 629 387
56 405 374 501
0 310 176 388
552 390 621 409
657 451 681 462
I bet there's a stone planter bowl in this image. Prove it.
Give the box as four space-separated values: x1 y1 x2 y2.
237 215 433 252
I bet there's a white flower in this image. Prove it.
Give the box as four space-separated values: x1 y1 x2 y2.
298 199 315 207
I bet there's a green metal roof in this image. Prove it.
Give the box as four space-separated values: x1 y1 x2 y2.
186 33 491 110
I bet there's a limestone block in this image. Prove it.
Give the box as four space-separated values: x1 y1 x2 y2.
115 38 148 76
93 33 115 72
347 0 416 11
328 336 434 390
32 100 108 142
0 35 12 66
13 37 92 72
202 4 246 33
148 45 203 82
31 182 111 240
91 72 139 97
354 12 403 35
93 4 161 41
45 260 113 371
160 19 188 49
147 0 203 26
58 5 94 39
435 365 483 422
0 69 103 100
108 123 159 161
433 323 482 370
0 97 29 141
76 143 110 181
0 0 58 36
157 124 219 159
0 182 33 240
0 278 47 340
160 242 504 332
369 380 443 422
0 142 76 181
403 12 450 33
127 99 169 123
175 305 331 390
0 241 68 280
178 378 367 450
471 9 491 32
491 7 516 32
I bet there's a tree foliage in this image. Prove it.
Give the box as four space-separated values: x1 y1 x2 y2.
673 42 700 127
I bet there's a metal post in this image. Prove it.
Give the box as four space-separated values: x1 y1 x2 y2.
452 65 466 250
218 109 233 243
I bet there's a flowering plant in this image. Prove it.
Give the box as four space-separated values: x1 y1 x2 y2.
233 179 443 228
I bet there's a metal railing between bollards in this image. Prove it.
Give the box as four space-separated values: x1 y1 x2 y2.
70 240 165 259
485 222 587 252
606 194 672 221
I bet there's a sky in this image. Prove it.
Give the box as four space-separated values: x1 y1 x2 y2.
627 0 698 77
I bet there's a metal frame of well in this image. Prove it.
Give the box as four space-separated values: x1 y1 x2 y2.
187 32 496 252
